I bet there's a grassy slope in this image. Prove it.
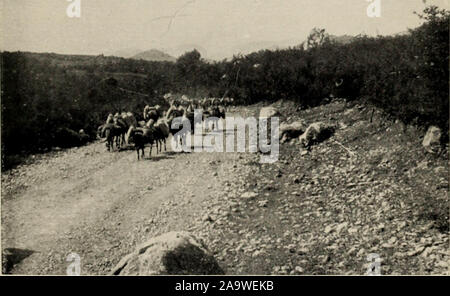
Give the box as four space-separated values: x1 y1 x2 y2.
192 100 449 275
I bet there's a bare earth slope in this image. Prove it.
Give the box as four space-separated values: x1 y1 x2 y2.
2 103 449 275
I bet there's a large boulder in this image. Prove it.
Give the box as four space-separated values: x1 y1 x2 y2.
422 126 442 154
299 122 335 147
280 120 307 143
111 231 224 275
259 107 280 118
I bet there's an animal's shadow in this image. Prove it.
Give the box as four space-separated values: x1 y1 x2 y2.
164 151 181 156
117 145 136 152
2 248 35 274
141 154 175 162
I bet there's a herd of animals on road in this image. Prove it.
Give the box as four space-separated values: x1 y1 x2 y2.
97 95 233 159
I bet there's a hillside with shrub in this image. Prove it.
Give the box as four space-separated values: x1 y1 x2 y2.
1 6 448 169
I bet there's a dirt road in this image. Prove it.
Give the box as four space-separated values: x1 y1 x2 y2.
1 108 255 275
2 102 448 275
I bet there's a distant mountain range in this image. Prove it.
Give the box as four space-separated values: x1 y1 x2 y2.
163 44 209 60
106 34 357 62
109 46 212 62
108 48 176 62
131 49 176 62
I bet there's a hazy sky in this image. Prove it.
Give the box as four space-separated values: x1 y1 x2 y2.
1 0 448 59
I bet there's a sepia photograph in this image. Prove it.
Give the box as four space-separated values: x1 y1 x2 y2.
0 0 449 282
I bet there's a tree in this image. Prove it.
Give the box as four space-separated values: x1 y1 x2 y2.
306 28 330 49
176 49 201 67
176 50 202 85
